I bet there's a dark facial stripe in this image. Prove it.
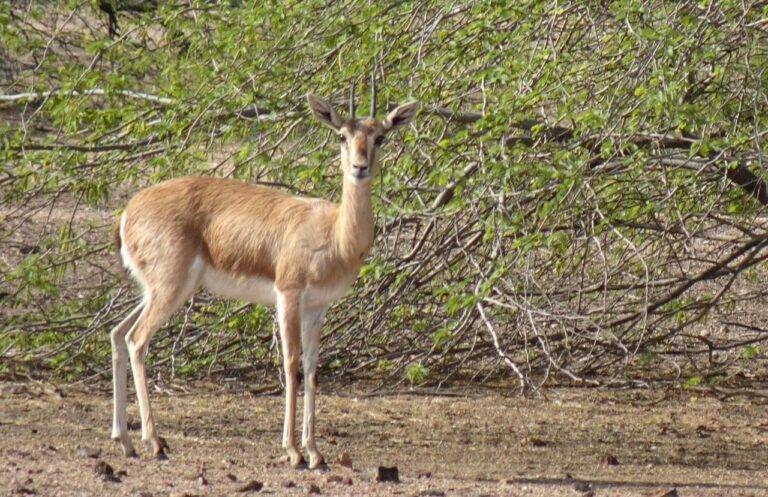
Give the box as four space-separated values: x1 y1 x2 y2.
352 134 368 157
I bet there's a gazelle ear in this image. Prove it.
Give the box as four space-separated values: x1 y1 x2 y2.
382 101 419 132
307 94 343 131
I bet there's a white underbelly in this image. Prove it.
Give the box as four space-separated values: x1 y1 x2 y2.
199 262 355 308
201 266 277 306
303 280 354 308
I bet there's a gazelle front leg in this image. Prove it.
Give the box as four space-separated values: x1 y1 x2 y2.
301 307 326 469
276 290 304 468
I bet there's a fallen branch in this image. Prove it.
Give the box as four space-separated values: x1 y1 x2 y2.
0 88 173 105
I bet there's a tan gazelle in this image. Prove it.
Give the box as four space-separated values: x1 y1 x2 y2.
108 81 419 469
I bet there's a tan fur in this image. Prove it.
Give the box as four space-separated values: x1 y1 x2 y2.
108 94 418 468
121 177 371 290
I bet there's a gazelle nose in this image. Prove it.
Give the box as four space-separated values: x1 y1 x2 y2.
351 163 370 178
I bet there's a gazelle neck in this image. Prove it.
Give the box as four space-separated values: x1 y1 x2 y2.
335 176 374 263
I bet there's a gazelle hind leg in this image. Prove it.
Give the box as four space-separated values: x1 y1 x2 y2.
126 291 187 459
110 303 144 457
125 261 201 459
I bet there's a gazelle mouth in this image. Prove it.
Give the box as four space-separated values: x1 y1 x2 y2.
350 170 370 180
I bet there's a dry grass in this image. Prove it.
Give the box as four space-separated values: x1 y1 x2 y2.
3 383 768 496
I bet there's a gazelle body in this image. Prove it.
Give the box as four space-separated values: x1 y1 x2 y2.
108 91 418 469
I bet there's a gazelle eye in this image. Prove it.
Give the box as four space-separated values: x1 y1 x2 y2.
339 134 347 144
374 136 385 146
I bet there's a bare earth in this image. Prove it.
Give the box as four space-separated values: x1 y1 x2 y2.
2 383 768 497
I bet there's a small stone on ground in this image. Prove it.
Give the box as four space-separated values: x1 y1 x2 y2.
377 466 400 483
237 480 263 492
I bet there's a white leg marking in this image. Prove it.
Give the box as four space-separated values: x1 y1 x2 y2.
301 306 325 447
111 303 143 456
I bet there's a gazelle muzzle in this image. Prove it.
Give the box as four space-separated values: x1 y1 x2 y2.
351 162 370 179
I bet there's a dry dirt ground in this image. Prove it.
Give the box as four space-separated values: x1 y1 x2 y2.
2 383 768 497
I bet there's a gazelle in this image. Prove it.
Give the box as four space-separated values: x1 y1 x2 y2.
108 83 418 469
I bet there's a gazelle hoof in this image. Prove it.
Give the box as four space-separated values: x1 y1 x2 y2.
113 437 137 458
287 451 306 469
158 436 170 453
310 460 329 472
145 437 169 460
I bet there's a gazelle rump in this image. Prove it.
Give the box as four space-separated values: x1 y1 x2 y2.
108 91 419 469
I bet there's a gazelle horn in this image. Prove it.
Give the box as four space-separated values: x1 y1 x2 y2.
349 80 356 119
370 67 377 118
371 58 379 118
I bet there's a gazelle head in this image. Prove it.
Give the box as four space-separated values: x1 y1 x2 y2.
307 83 419 185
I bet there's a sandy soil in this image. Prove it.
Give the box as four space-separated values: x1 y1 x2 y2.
2 383 768 497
